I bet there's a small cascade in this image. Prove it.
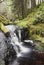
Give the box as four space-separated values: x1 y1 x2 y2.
10 33 20 54
5 25 22 56
0 25 36 65
10 31 35 59
5 25 34 56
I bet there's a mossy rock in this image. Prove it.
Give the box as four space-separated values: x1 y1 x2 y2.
0 15 12 34
0 15 14 34
0 15 12 25
0 22 9 34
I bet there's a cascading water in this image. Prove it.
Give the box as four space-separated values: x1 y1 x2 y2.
6 26 32 57
6 25 36 65
0 25 36 65
11 33 31 58
18 30 21 42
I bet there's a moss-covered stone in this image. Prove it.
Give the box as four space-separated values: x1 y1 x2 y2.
0 15 12 25
0 15 14 34
0 22 9 33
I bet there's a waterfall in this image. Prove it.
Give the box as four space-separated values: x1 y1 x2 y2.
0 25 36 65
18 30 21 42
10 32 33 58
11 33 20 54
5 25 35 59
1 25 43 65
5 25 22 55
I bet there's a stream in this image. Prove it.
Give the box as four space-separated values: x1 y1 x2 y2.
0 25 37 65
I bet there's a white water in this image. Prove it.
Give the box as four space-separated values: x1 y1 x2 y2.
18 30 21 42
6 25 32 57
5 25 35 65
10 33 31 58
0 25 43 65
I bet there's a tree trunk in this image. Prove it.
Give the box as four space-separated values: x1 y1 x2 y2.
31 0 36 8
21 0 27 19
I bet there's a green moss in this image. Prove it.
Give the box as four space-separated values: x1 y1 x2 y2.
0 15 12 25
15 2 44 44
0 15 13 33
0 22 9 33
35 43 44 52
15 2 44 27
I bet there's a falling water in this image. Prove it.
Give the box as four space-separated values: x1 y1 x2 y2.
8 31 34 65
18 30 21 42
0 25 36 65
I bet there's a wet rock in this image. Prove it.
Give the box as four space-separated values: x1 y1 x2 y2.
0 30 16 65
21 28 29 41
5 32 10 37
4 44 16 65
0 31 6 65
